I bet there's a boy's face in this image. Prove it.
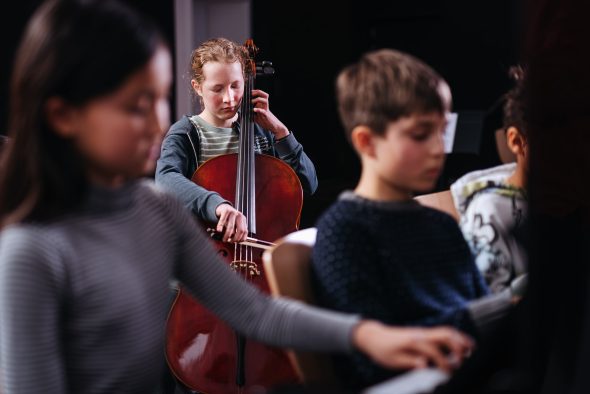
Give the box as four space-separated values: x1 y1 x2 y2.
373 112 446 195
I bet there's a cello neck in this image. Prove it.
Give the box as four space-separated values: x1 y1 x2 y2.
235 39 258 235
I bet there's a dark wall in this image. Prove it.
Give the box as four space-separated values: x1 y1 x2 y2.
0 0 174 137
0 0 45 136
253 0 523 227
1 0 522 228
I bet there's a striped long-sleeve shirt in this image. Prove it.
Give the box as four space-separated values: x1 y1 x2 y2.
155 115 318 223
0 180 357 394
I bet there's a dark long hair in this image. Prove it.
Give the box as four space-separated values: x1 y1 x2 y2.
0 0 165 226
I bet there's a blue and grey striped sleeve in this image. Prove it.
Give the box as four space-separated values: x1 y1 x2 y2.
0 228 68 393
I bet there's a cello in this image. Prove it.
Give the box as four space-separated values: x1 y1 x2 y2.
165 40 302 393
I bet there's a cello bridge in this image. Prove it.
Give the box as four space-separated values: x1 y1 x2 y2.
230 260 261 277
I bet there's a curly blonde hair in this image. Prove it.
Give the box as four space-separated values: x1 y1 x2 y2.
190 38 247 86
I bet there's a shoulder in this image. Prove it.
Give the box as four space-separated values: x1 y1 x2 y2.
0 223 69 282
453 163 516 188
315 198 379 249
134 179 187 212
313 201 375 265
138 179 202 222
450 163 518 211
457 184 525 219
458 187 526 235
316 198 367 228
317 199 363 228
1 224 50 254
419 204 462 226
165 116 195 137
125 180 198 239
410 205 469 245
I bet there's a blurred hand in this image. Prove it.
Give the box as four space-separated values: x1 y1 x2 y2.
215 203 248 243
352 321 474 372
251 89 289 139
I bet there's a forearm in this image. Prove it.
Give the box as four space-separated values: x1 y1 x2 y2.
156 169 227 222
274 133 318 195
179 247 358 352
156 132 230 222
234 294 360 352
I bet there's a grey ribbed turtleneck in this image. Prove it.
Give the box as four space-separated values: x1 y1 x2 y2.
0 180 358 394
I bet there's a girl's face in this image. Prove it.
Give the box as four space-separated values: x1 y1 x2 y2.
194 61 244 127
55 46 172 187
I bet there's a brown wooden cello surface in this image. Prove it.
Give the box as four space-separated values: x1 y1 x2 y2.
165 153 303 393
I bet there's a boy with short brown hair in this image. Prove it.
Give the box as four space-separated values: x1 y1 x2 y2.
312 49 508 389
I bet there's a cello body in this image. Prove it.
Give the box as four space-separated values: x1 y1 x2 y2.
165 153 303 393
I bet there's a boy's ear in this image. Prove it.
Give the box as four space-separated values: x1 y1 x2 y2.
44 97 78 138
506 126 526 156
350 126 377 158
191 79 202 96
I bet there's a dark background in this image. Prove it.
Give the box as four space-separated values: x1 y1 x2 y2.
0 0 522 228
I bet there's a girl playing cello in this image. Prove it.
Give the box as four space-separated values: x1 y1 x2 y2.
156 37 317 243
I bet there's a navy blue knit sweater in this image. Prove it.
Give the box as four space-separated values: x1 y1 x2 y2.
312 191 489 389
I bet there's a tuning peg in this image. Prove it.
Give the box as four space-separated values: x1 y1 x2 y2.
256 61 275 76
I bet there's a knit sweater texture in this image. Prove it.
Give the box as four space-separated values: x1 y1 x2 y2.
312 191 489 388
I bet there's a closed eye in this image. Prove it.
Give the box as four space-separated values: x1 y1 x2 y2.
410 131 430 141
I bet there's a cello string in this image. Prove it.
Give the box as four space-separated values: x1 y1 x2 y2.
250 72 256 234
241 66 253 274
234 242 238 271
237 68 248 268
241 81 249 268
246 71 253 275
246 69 253 267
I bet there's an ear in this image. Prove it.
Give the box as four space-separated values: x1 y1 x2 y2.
506 126 526 156
191 79 202 96
44 97 78 138
350 125 377 158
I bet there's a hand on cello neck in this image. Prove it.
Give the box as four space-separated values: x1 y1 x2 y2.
250 89 290 139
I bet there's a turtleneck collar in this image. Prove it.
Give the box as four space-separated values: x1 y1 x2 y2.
81 180 139 214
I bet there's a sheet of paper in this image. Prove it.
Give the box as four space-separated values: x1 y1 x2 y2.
443 112 458 153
